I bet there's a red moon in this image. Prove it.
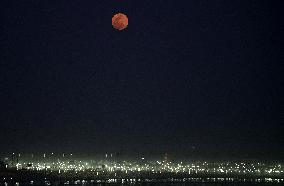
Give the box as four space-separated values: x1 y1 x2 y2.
112 13 128 30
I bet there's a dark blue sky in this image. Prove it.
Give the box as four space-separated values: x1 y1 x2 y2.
1 1 283 160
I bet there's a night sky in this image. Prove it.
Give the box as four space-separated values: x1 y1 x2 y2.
1 1 283 161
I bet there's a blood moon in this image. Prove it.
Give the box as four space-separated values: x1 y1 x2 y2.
112 13 128 30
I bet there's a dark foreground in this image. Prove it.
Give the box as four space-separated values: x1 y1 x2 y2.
0 181 283 186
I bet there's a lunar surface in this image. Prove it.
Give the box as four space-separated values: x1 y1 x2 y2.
112 13 128 30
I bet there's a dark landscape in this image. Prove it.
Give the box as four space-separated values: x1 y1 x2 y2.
1 1 283 185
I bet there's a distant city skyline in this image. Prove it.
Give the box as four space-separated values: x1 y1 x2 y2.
1 1 283 161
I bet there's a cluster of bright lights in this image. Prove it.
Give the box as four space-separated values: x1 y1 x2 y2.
2 156 284 185
10 159 284 177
